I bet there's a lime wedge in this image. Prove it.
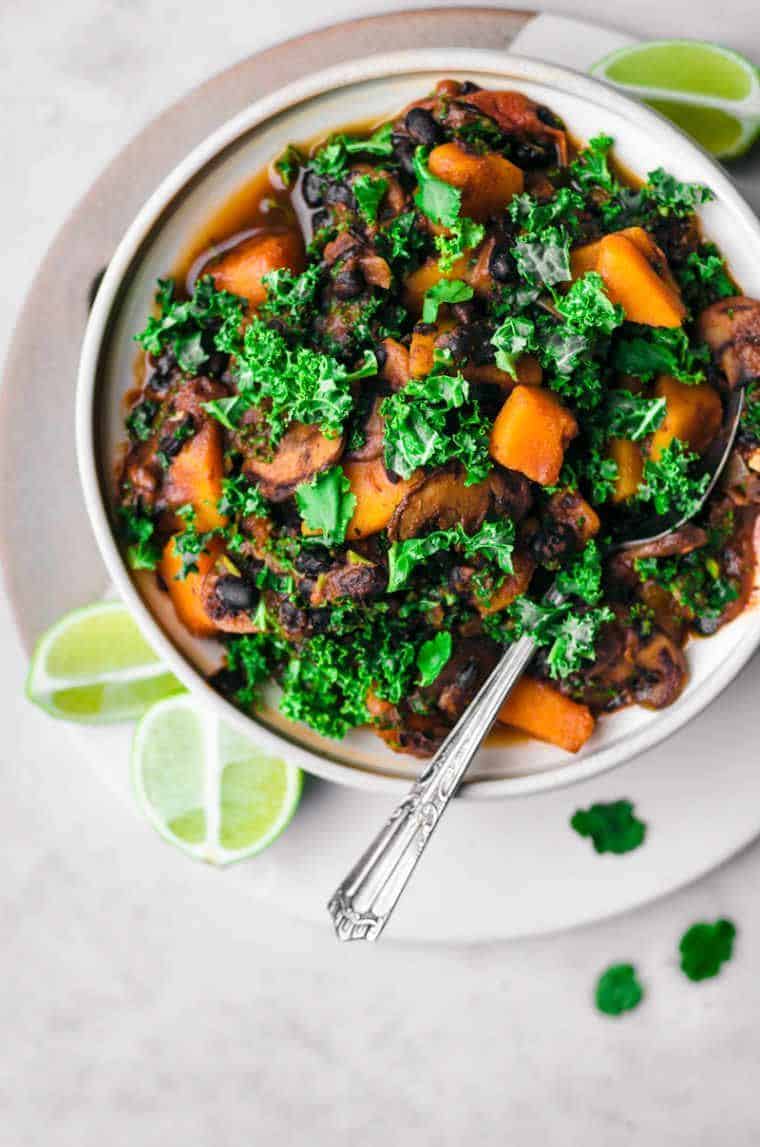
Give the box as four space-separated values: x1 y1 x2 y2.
591 40 760 159
26 602 183 722
131 694 302 864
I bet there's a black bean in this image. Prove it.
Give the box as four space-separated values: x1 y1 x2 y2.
529 522 575 565
325 182 355 207
512 139 556 169
488 242 515 283
205 350 228 379
459 81 481 95
536 105 564 129
468 321 496 366
302 169 324 207
294 545 332 576
442 328 472 362
452 301 476 325
311 208 331 232
391 133 416 175
374 342 388 371
405 107 441 147
333 264 365 300
215 576 255 613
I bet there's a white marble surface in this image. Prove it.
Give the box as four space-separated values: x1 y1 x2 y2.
2 2 760 1143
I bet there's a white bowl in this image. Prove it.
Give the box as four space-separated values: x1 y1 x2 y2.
76 48 760 798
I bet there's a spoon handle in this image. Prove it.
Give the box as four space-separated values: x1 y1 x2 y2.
327 631 538 942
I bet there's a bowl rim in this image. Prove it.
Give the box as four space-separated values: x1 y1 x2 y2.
76 47 760 799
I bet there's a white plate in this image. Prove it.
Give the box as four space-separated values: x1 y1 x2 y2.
76 49 760 796
4 18 760 942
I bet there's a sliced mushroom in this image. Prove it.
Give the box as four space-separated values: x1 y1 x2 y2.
632 631 688 709
242 422 345 502
697 296 760 389
344 394 386 461
607 523 709 592
379 338 410 391
307 555 387 607
388 467 493 541
460 89 568 164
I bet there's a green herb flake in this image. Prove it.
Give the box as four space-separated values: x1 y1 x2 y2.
413 147 461 228
416 630 453 686
570 799 646 854
679 918 736 981
353 173 389 224
422 279 474 324
117 506 160 571
295 466 356 547
595 963 644 1016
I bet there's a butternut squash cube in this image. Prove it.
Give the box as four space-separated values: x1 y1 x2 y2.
489 385 578 486
159 538 222 638
609 438 644 502
163 421 226 532
498 677 595 753
403 255 470 317
343 459 421 540
427 142 524 222
210 228 305 307
597 233 686 328
649 375 723 460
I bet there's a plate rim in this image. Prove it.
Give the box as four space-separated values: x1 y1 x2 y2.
75 46 760 799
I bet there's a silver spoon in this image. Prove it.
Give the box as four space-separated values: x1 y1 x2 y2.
327 388 744 942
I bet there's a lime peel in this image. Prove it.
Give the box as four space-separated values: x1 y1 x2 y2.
131 693 303 865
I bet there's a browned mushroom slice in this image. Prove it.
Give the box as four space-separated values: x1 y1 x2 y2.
308 555 387 607
379 338 410 391
358 252 392 290
429 637 500 723
242 422 345 502
632 631 688 709
607 523 708 592
697 296 760 389
489 467 533 522
388 467 494 541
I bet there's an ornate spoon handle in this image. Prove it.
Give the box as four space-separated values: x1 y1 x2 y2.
327 630 539 942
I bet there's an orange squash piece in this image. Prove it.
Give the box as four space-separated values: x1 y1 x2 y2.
489 385 578 486
163 421 226 532
427 143 524 221
598 234 686 328
571 226 685 328
465 355 543 390
403 255 470 317
159 537 222 638
476 550 535 615
649 375 723 461
409 329 436 379
210 228 305 307
343 459 422 540
609 438 644 502
498 677 595 753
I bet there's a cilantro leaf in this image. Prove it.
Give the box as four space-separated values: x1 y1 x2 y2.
555 540 603 604
382 370 491 485
416 630 453 686
612 326 709 384
412 147 461 227
422 278 473 323
387 519 515 593
353 173 389 223
595 964 644 1016
679 918 736 981
571 799 646 854
644 168 714 217
637 439 709 518
295 466 356 546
